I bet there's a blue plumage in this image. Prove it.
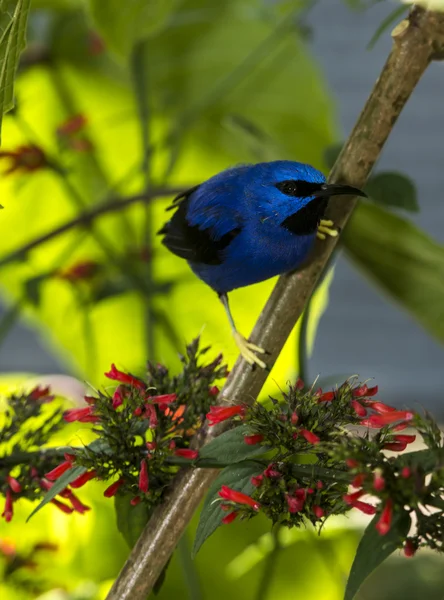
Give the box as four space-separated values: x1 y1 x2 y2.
159 160 365 367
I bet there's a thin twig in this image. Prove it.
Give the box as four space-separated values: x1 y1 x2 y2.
0 187 186 270
106 8 444 600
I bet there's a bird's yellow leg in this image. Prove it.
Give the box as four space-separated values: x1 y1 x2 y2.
317 219 339 240
219 293 267 369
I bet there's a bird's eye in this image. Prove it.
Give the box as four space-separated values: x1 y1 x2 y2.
276 180 298 196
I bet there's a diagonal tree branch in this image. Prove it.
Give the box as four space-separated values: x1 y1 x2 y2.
106 7 444 600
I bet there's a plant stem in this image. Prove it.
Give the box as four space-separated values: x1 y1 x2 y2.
105 8 444 600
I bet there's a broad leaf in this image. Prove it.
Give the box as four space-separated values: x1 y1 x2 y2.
344 511 411 600
365 171 418 212
343 203 444 343
86 0 181 60
199 424 270 466
193 461 262 557
27 464 86 521
114 493 152 548
0 0 31 141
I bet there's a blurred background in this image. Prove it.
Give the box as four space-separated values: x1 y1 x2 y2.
1 0 444 598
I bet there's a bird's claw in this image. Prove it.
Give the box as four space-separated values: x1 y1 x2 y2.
317 219 339 240
233 331 267 369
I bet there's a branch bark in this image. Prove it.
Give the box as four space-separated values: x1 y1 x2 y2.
106 7 444 600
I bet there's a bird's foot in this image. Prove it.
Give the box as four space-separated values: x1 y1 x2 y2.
317 219 339 241
233 331 267 369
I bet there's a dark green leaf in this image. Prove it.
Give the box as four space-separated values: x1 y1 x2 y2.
324 142 343 170
394 448 444 473
343 203 444 343
199 424 270 467
114 493 152 548
27 465 86 521
193 461 262 557
365 171 418 212
344 510 411 600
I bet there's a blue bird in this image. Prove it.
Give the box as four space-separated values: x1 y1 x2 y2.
159 160 366 368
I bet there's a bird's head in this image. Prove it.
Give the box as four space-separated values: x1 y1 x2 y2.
246 160 366 234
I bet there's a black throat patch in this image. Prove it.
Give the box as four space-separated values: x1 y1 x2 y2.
281 197 328 236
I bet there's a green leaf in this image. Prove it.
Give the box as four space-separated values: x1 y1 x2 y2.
0 0 31 141
193 461 262 557
86 0 181 60
343 202 444 343
199 424 270 467
114 493 152 548
394 448 444 472
344 510 411 600
365 171 418 212
27 464 86 521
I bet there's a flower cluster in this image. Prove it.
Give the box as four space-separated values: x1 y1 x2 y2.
209 378 444 558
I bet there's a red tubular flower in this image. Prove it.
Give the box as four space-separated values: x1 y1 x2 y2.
104 364 145 391
139 460 149 493
351 400 367 417
51 498 74 514
404 539 417 558
318 391 335 402
70 470 97 489
206 404 246 426
291 411 299 425
45 458 74 481
352 501 377 515
392 421 409 432
28 385 54 402
145 404 158 429
112 386 125 409
62 490 90 514
344 490 364 505
6 475 21 493
174 449 199 460
373 469 385 491
146 441 157 451
376 499 393 535
352 473 366 488
286 494 305 513
218 485 260 510
58 260 100 282
57 114 87 136
383 441 407 452
251 475 263 487
316 481 324 490
366 385 378 396
63 406 99 423
401 467 411 479
104 478 125 498
346 459 359 469
264 464 280 478
352 384 368 397
244 434 264 445
222 511 238 524
392 434 416 445
360 411 414 429
0 145 47 175
2 489 14 522
209 386 220 396
295 377 305 390
300 429 320 445
131 496 141 506
84 396 97 405
313 506 325 519
148 393 177 405
365 401 396 414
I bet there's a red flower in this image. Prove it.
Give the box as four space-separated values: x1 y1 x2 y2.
45 456 75 481
70 470 97 489
112 386 125 409
145 404 158 429
58 260 100 282
57 114 87 137
344 490 364 505
251 475 263 487
318 391 335 402
174 449 199 460
6 475 21 493
206 404 246 426
392 421 409 432
104 364 145 391
244 434 264 445
291 411 299 425
383 441 407 452
316 481 324 490
51 498 74 514
2 489 13 522
64 406 99 423
392 434 416 445
208 386 220 396
300 429 320 445
222 511 238 524
130 496 141 506
366 385 378 396
139 459 149 493
360 410 414 428
404 539 417 558
148 393 177 406
104 478 125 498
295 377 305 390
28 386 54 402
352 384 368 397
286 493 305 513
401 467 411 479
352 473 366 488
375 499 393 535
313 505 325 519
146 441 157 451
351 400 367 417
264 464 280 478
218 486 260 510
373 469 385 491
346 459 359 468
0 145 47 175
352 501 377 515
365 401 396 414
61 490 90 514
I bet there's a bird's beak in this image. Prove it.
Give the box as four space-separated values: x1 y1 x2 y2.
313 183 367 199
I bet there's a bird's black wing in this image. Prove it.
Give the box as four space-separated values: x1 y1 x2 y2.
158 186 241 266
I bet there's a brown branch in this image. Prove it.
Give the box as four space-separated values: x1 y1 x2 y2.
106 7 444 600
0 187 187 270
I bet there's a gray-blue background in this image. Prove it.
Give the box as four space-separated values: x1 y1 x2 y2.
1 1 443 414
